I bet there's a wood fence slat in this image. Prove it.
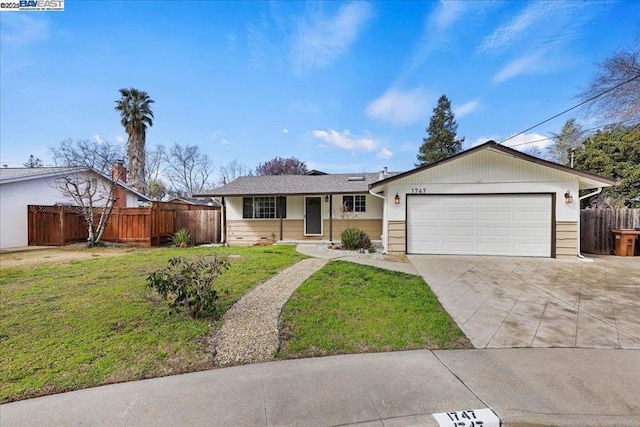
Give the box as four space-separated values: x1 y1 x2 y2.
27 202 220 247
581 209 640 254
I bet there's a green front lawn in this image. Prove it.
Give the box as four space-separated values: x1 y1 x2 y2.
278 261 471 358
0 245 305 403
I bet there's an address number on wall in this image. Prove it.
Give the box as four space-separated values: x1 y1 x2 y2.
411 188 428 194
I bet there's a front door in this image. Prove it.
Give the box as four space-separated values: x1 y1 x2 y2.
305 197 322 235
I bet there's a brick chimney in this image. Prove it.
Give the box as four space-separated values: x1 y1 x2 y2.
112 160 127 207
112 160 127 183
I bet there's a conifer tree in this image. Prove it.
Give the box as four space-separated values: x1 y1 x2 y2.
416 95 464 166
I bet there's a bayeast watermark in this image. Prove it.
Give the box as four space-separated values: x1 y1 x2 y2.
0 0 64 11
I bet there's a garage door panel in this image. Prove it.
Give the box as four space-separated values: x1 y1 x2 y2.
516 211 550 221
478 211 512 221
407 194 551 257
478 226 512 237
515 227 549 237
442 211 475 220
443 198 475 206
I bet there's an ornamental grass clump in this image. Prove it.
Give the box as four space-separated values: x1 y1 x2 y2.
147 256 229 319
340 227 372 250
171 228 192 247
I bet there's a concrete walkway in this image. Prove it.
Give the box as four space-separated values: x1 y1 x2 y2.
296 244 419 275
3 349 639 426
409 255 640 349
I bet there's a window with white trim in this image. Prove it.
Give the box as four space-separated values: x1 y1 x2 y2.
342 195 366 212
242 196 286 219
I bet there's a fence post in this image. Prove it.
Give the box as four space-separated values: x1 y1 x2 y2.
58 206 65 246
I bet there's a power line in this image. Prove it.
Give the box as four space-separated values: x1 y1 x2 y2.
499 73 640 145
504 118 639 148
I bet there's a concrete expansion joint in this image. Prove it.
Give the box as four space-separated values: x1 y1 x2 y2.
430 350 495 415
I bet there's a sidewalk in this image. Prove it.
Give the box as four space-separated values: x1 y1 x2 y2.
2 348 638 426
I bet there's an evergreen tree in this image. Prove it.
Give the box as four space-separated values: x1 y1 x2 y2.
416 95 464 166
547 118 583 165
24 154 43 168
574 124 640 207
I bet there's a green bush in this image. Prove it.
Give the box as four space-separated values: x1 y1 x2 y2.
340 227 372 250
172 228 192 247
146 256 229 319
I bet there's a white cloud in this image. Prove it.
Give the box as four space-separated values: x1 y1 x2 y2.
282 128 289 134
93 134 106 144
293 2 373 73
115 135 125 143
365 87 430 126
0 14 49 46
479 2 555 54
454 99 480 119
492 50 545 83
312 129 376 152
430 0 467 31
376 147 393 159
403 1 494 77
221 139 230 145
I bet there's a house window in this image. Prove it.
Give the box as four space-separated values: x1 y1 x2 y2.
242 196 286 219
342 195 366 212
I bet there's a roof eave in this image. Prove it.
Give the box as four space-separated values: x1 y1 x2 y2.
370 141 618 189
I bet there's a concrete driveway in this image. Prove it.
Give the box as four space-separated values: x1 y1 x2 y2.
409 255 640 349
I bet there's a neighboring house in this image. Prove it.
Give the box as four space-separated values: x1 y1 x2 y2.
167 197 221 209
0 165 150 249
199 142 616 259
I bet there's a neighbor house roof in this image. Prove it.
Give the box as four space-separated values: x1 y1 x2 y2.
168 197 221 208
0 166 151 201
371 141 618 189
0 166 80 183
195 172 400 197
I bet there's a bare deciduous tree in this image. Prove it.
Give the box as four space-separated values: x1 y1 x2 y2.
50 139 124 247
578 42 640 123
163 143 213 197
218 159 252 185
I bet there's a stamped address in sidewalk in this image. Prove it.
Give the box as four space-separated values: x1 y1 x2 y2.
432 408 500 427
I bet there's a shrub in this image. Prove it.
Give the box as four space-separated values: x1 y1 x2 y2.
146 256 229 319
340 227 372 250
172 228 191 247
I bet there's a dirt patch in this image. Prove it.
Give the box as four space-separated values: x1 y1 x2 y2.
0 246 142 269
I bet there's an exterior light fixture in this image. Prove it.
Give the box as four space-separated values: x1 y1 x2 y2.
564 191 573 204
394 193 401 205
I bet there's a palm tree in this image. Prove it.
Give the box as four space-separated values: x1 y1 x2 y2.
114 88 154 193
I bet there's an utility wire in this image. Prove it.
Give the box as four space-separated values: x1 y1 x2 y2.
505 118 639 148
499 73 640 145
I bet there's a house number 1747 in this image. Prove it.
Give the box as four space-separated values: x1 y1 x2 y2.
411 188 427 194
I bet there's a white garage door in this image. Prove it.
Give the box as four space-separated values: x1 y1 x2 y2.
407 194 551 257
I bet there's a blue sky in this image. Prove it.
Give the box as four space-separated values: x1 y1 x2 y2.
1 0 638 179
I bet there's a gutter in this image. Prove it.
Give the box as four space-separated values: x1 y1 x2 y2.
368 189 387 254
576 188 603 261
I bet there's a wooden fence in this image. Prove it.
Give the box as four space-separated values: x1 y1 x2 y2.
580 209 640 254
28 202 220 247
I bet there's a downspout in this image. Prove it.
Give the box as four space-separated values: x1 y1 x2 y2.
576 188 602 260
369 189 387 254
218 197 226 245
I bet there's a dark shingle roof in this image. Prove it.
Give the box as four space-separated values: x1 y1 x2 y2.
196 173 399 197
